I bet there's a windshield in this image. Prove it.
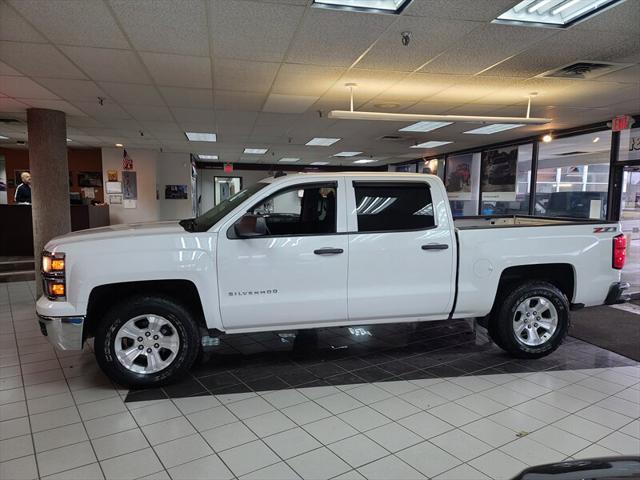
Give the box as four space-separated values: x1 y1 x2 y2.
180 182 268 232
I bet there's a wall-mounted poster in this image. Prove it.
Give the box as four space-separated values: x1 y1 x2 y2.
107 170 118 182
122 171 137 199
165 185 188 199
481 146 518 202
445 154 473 200
106 181 122 194
109 194 122 204
78 171 103 187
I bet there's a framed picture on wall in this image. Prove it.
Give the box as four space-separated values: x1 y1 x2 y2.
214 176 242 205
78 171 103 187
165 185 188 199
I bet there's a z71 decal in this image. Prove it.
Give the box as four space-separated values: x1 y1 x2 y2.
593 227 617 233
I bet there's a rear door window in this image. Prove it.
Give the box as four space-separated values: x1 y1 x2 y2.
354 182 434 232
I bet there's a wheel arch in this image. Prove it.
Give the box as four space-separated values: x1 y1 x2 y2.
84 279 207 339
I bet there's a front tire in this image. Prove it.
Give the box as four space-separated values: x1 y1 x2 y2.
491 281 569 359
94 296 200 387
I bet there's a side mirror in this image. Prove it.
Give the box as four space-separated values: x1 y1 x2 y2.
234 214 267 238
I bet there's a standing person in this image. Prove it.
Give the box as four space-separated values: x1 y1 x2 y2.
14 171 31 204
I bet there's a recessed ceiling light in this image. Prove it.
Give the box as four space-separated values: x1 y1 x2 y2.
199 154 218 160
306 137 341 146
464 124 525 134
279 158 300 163
313 0 412 14
310 161 330 166
0 135 8 140
399 121 453 132
542 133 554 143
243 148 268 154
410 141 452 149
66 138 72 142
353 159 377 164
115 143 124 147
185 132 217 142
495 0 623 28
333 151 362 157
593 136 600 143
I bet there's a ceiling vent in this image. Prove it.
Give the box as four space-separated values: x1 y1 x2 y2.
539 61 633 80
378 135 405 141
555 151 590 156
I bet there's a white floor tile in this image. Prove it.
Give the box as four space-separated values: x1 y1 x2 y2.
202 421 257 452
554 414 614 442
369 397 420 421
287 447 351 480
244 410 297 437
0 417 30 441
92 428 149 460
226 396 275 420
597 431 640 455
282 401 332 425
85 411 138 439
339 406 392 432
461 418 519 447
576 404 634 429
265 427 322 459
41 462 105 480
142 416 196 446
527 425 591 456
172 395 221 415
328 434 389 468
357 455 425 480
303 416 358 445
430 428 493 462
153 433 213 469
398 388 448 410
186 405 238 432
100 447 164 480
0 455 39 480
0 434 33 462
488 408 546 433
469 450 528 480
33 423 88 453
240 461 300 480
365 422 422 453
500 437 566 466
428 402 481 427
398 411 454 439
36 441 96 477
168 454 234 480
433 463 490 480
219 440 280 477
396 441 461 478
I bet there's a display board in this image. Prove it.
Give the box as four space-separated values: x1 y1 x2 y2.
481 146 518 202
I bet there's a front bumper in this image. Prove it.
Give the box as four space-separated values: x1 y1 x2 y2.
604 282 631 305
37 314 85 350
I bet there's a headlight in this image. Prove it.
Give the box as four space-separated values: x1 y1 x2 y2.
42 251 66 300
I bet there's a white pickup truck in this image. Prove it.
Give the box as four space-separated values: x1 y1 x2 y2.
37 173 629 386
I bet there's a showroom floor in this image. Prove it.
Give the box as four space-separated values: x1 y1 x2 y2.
1 281 639 480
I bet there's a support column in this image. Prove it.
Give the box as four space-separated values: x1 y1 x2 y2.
27 108 71 295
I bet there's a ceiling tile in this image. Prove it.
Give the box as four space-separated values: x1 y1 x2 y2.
0 0 46 42
357 16 478 72
124 104 174 122
575 0 639 35
0 97 28 112
99 82 166 105
170 107 215 125
20 98 87 116
72 99 131 119
213 59 279 93
403 0 519 22
0 60 21 76
420 23 556 75
35 78 107 101
263 93 319 113
285 8 394 67
213 90 266 111
271 63 345 96
209 0 305 62
0 41 86 79
482 29 640 78
0 76 59 99
378 73 457 102
159 86 213 108
141 52 211 88
61 46 152 84
109 0 209 56
7 0 129 48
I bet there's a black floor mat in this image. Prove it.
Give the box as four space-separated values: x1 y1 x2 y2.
570 302 640 362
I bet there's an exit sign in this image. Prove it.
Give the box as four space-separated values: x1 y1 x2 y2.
224 163 233 173
612 115 632 132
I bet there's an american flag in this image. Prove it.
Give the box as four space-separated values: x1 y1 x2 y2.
122 149 134 170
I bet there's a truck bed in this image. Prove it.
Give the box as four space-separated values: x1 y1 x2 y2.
454 215 617 230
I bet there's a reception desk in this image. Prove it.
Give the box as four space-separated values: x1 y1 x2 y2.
0 204 110 256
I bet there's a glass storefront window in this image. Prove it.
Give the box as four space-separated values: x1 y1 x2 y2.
445 152 481 217
535 130 611 219
618 126 640 163
480 143 532 216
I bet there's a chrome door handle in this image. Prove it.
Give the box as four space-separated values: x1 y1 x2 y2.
314 248 344 255
421 244 449 250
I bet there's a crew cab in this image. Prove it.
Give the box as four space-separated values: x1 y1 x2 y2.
36 173 629 386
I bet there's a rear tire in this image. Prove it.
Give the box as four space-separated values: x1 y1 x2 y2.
491 281 569 359
94 295 200 387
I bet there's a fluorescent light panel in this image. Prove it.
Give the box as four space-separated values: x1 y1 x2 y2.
306 137 341 146
0 135 8 140
279 158 299 162
310 161 330 165
333 151 362 157
399 121 452 132
353 159 377 164
243 148 268 154
313 0 411 13
496 0 623 27
464 124 525 134
185 132 217 142
410 141 452 149
198 154 218 160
